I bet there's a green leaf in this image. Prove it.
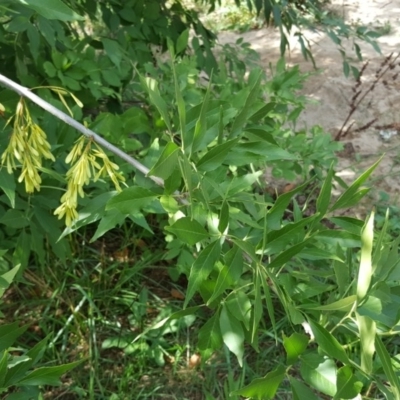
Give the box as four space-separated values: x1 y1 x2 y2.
7 16 29 32
25 336 50 367
267 238 313 269
198 312 222 361
192 77 212 153
225 290 252 330
0 169 15 208
283 333 309 365
138 74 172 133
357 211 374 302
308 320 349 364
316 164 333 217
264 215 316 255
207 245 243 305
148 142 180 180
0 265 20 298
233 365 286 399
334 366 363 399
185 240 221 307
0 351 8 387
90 209 126 242
171 61 187 150
19 0 84 21
251 270 263 344
260 269 277 341
299 295 357 312
106 187 158 214
197 139 239 172
229 70 263 139
160 195 180 214
375 335 400 398
0 323 29 353
13 230 31 270
176 29 189 54
16 360 82 386
267 179 314 230
232 238 258 263
219 305 244 366
0 209 29 229
290 377 319 400
300 354 337 396
166 217 209 246
218 201 229 234
59 192 115 239
330 157 382 212
127 306 202 346
101 38 122 70
356 313 375 374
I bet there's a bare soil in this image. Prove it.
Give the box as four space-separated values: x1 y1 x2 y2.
218 0 400 204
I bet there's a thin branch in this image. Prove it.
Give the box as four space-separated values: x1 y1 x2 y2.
0 73 164 187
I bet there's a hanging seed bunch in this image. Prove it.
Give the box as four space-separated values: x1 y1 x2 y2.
54 136 125 226
0 98 55 192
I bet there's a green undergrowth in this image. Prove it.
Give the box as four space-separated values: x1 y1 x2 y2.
0 1 399 398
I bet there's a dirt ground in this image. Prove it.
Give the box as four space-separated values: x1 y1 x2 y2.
218 0 400 203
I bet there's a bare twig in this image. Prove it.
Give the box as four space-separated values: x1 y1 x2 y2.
0 73 164 187
335 53 400 140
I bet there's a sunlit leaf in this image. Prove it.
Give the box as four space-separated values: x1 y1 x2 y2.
283 332 309 365
357 211 374 302
300 354 337 396
334 365 363 399
233 365 286 399
220 305 244 366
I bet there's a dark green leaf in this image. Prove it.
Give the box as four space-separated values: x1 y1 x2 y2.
21 0 84 21
375 335 400 397
148 142 180 180
0 209 29 229
267 179 314 230
207 247 243 305
218 201 229 234
106 187 158 214
0 265 20 298
185 240 221 307
192 77 212 153
176 29 189 54
166 217 209 246
90 209 126 242
308 319 349 364
17 361 82 386
197 139 239 172
290 377 319 400
198 312 222 361
229 71 263 139
0 169 15 207
0 323 29 353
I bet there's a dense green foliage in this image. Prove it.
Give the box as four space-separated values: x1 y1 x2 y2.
0 0 399 399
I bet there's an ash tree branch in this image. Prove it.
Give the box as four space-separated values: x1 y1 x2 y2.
0 73 164 187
